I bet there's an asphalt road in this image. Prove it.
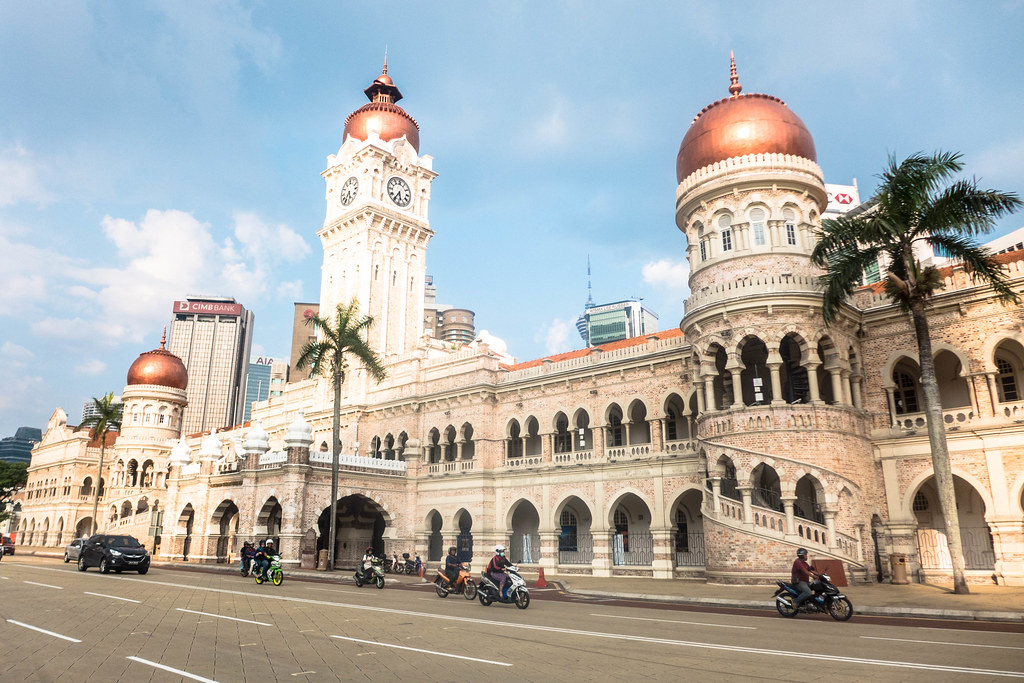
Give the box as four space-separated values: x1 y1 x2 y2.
1 557 1022 682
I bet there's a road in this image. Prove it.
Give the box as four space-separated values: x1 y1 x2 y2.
1 557 1022 682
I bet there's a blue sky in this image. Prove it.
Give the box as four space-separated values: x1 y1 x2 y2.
2 1 1023 436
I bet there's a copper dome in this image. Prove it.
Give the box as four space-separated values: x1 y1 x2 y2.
126 330 188 390
676 55 815 183
343 60 420 152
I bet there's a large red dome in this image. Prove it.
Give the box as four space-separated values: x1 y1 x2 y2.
676 56 816 183
126 332 188 390
343 63 420 152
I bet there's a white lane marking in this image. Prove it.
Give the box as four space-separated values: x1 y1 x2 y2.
9 565 1024 678
330 635 511 667
23 580 62 589
126 656 219 682
592 613 756 630
0 575 9 579
861 635 1024 651
176 608 271 626
84 591 142 604
7 619 81 643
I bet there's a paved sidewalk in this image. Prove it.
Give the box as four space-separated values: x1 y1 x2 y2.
12 546 1023 622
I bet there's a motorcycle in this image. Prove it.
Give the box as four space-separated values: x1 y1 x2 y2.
773 572 852 621
254 555 284 586
434 562 477 600
477 565 530 609
355 557 386 589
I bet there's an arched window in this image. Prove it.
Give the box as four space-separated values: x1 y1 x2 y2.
996 357 1020 402
749 207 767 247
783 208 798 246
893 369 920 414
718 214 733 251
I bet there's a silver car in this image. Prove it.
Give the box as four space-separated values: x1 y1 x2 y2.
64 538 86 563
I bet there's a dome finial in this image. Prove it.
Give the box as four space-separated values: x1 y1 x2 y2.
383 45 388 75
160 326 167 349
729 51 742 97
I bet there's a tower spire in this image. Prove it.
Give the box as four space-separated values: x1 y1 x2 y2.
728 51 742 97
585 256 594 309
160 326 167 349
383 45 388 74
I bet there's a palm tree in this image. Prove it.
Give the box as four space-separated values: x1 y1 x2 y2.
296 300 386 570
812 151 1021 594
81 392 124 536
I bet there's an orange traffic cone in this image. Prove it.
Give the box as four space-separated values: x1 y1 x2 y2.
418 563 425 579
535 567 548 588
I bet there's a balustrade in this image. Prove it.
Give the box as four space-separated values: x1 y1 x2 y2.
504 456 543 469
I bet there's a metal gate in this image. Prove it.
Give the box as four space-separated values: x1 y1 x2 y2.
916 527 995 570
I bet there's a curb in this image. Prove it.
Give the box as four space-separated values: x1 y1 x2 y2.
557 582 1024 623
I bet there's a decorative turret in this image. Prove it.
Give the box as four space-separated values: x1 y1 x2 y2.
169 437 192 464
284 411 313 450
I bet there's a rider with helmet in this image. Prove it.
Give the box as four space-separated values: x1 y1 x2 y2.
486 544 512 599
444 546 461 584
359 545 376 581
255 539 276 580
791 547 817 610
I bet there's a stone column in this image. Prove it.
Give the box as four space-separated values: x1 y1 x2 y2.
651 418 664 453
990 520 1024 586
695 380 707 413
651 526 675 579
767 362 784 406
850 374 864 409
885 388 898 425
591 528 613 577
985 372 1000 417
541 432 553 464
737 484 753 523
829 368 843 405
806 363 822 404
710 477 722 514
592 424 605 460
782 495 797 536
729 368 744 409
538 529 559 576
841 369 853 406
824 510 838 550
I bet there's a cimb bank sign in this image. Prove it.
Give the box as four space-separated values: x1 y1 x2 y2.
173 300 243 316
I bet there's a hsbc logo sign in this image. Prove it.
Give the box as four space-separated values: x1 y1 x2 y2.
830 193 853 204
825 184 860 213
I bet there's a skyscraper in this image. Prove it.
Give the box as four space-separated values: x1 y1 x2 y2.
244 357 289 421
168 296 254 435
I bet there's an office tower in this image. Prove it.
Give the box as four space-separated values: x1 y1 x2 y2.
243 357 289 421
289 303 319 382
168 296 254 435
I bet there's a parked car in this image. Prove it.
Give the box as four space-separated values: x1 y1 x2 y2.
77 534 150 574
1 535 13 556
64 538 86 563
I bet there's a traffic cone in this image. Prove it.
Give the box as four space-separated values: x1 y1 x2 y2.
535 567 548 588
418 563 425 579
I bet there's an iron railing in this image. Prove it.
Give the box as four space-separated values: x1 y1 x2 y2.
558 532 593 564
916 527 995 570
612 532 654 566
674 531 706 567
509 533 541 564
752 486 784 512
794 498 825 524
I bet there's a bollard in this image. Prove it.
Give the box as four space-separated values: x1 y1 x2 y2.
535 567 548 588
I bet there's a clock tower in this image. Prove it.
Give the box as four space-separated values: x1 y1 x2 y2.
318 60 437 357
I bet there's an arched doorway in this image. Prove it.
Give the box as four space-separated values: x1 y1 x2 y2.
257 497 283 546
608 492 653 566
317 494 389 568
426 510 443 562
913 476 995 571
508 500 540 564
556 496 593 565
455 509 473 562
212 500 240 563
178 504 195 561
671 489 705 567
54 517 65 547
75 516 93 539
751 463 783 512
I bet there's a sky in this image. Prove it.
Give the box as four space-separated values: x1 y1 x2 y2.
2 1 1023 436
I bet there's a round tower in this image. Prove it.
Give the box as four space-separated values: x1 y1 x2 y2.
676 56 877 583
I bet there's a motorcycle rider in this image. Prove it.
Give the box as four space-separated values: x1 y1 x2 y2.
444 546 460 586
240 541 256 574
255 539 275 580
486 544 512 599
358 545 376 582
791 547 817 611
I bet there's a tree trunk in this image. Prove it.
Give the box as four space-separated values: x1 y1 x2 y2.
90 442 105 536
909 298 970 594
327 372 342 571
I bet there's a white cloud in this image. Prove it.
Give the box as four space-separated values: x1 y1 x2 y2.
0 145 51 206
74 359 107 376
0 233 65 313
233 211 311 264
642 258 690 292
0 342 45 419
1 341 34 364
536 318 573 355
276 279 305 301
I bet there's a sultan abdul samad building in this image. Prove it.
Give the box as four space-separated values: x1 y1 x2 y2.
20 58 1024 585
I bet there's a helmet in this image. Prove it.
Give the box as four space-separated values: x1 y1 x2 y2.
366 546 374 554
448 546 457 554
495 544 506 553
796 547 808 558
266 539 274 547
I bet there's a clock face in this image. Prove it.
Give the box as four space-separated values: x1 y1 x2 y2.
340 177 358 206
386 176 412 207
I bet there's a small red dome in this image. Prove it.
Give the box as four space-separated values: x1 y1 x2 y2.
676 55 816 183
343 63 420 152
126 332 188 390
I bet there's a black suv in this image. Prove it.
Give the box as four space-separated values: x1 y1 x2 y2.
77 534 150 574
